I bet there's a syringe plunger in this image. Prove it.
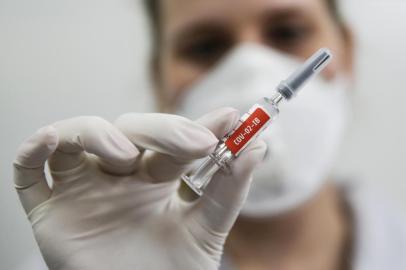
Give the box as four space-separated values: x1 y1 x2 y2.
277 48 332 99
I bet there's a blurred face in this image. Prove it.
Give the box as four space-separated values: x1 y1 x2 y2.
157 0 351 110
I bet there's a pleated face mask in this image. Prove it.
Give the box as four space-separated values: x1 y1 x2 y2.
177 44 350 217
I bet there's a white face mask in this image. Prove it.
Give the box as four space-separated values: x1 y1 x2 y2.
177 44 351 217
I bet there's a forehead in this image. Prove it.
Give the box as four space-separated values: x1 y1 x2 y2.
162 0 325 32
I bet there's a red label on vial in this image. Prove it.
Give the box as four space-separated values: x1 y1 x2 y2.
225 107 271 155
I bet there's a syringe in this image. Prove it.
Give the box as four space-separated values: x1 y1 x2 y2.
182 48 333 196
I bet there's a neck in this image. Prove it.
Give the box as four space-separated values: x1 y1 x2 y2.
225 183 352 270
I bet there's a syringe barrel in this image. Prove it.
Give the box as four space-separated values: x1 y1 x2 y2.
182 97 280 195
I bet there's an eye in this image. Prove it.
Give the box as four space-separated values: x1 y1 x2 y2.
264 22 312 50
176 34 232 66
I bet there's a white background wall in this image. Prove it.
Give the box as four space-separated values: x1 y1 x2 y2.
0 0 405 269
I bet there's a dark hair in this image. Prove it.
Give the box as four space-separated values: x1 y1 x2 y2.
143 0 343 46
144 0 161 47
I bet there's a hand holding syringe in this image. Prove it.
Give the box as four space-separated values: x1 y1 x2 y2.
182 48 333 195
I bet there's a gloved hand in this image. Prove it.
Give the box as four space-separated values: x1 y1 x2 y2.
13 108 266 270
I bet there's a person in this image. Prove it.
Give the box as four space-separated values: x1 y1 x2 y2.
14 0 406 269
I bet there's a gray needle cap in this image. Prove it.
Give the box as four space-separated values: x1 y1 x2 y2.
277 48 333 99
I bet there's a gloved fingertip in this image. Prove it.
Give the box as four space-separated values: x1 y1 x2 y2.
36 125 59 149
196 107 239 123
250 139 268 162
14 126 59 169
113 113 133 131
231 139 267 173
175 122 219 159
107 128 140 165
202 140 267 206
195 107 240 138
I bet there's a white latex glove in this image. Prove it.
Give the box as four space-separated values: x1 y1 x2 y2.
13 108 266 270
